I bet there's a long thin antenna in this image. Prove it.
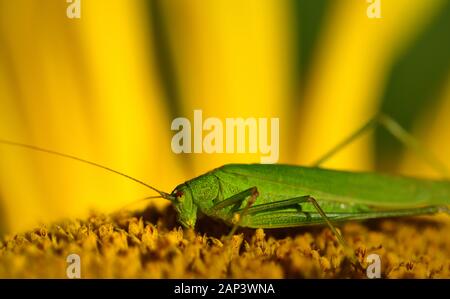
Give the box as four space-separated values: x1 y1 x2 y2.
0 139 173 200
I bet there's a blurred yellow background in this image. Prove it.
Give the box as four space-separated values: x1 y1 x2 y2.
0 0 449 234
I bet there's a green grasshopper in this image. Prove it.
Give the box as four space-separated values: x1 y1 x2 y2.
0 114 449 250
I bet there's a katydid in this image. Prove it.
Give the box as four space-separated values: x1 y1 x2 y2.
0 114 449 251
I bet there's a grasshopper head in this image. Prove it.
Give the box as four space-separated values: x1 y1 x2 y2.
169 184 197 228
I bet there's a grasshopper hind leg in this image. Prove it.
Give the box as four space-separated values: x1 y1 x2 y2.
217 190 360 265
312 113 450 179
235 195 358 265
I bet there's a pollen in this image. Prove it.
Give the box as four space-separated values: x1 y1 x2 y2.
0 208 449 278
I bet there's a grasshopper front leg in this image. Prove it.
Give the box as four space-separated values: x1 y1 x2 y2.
210 187 259 238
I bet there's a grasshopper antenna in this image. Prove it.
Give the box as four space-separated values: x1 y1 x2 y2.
0 139 174 200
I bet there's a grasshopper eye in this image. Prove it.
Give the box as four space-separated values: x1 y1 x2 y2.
173 189 184 199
